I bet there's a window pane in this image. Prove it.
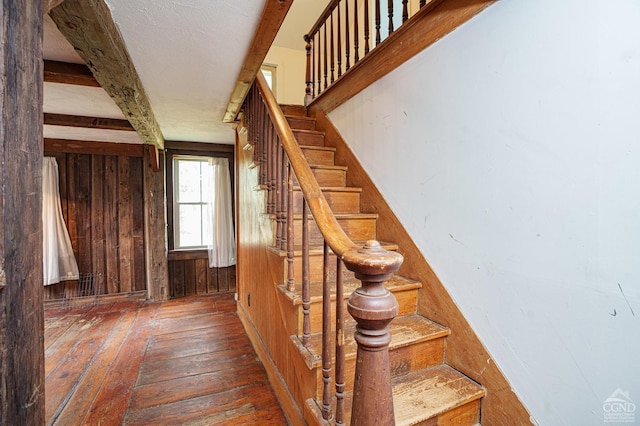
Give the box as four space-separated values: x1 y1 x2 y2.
201 162 212 202
178 204 202 247
177 160 202 203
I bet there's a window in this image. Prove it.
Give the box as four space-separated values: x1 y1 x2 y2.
172 155 213 249
261 64 277 92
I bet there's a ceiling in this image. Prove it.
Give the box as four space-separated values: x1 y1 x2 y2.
43 0 329 146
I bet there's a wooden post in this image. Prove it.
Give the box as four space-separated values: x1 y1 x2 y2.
344 241 401 426
0 0 45 424
143 148 170 301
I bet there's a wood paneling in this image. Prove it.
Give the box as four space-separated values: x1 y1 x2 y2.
43 152 146 300
312 110 531 424
235 124 312 425
167 251 236 298
0 1 45 424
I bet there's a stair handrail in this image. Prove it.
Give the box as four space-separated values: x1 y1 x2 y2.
254 71 403 425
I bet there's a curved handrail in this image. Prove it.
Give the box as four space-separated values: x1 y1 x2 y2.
254 71 402 272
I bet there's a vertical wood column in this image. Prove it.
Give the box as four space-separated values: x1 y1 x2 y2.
0 0 45 424
144 147 169 301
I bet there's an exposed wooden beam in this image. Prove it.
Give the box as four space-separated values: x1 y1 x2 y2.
0 0 45 424
44 113 134 131
44 60 100 87
44 138 144 157
223 0 293 123
49 0 165 149
147 145 160 172
43 0 65 13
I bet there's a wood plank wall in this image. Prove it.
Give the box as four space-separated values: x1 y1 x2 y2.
168 251 236 298
43 152 146 300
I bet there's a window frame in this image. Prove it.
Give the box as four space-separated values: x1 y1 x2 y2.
166 143 234 252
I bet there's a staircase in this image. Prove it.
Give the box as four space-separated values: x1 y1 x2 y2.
269 105 485 425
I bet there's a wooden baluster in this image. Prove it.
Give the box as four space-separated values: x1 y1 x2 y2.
337 2 342 77
275 136 282 247
330 11 335 84
364 0 370 55
280 147 287 251
316 32 322 95
305 35 313 105
375 0 381 45
345 0 351 70
268 124 275 214
323 23 328 89
420 0 426 7
353 0 359 63
402 0 408 22
344 241 401 426
388 0 394 35
321 241 333 422
286 158 295 292
335 258 346 426
261 105 268 185
301 200 311 344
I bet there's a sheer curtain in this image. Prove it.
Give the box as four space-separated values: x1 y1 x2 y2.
206 157 236 267
43 157 79 285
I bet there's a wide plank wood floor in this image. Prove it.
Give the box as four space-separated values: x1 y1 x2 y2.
44 293 286 425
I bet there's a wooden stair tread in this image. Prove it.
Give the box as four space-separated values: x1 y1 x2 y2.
292 129 324 136
268 241 399 257
285 114 315 122
306 365 485 425
279 275 421 306
293 186 361 193
307 164 347 171
293 314 450 369
300 145 336 152
288 212 377 220
280 104 306 116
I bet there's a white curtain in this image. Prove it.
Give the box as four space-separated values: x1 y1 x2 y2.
206 157 236 267
43 157 79 285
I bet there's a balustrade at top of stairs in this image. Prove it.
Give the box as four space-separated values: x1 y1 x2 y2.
242 77 485 425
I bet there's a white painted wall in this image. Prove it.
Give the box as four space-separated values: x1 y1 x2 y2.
265 45 306 106
329 1 640 424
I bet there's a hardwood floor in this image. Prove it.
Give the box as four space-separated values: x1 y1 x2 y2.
44 293 286 425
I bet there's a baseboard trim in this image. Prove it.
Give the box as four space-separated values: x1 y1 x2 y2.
237 303 306 426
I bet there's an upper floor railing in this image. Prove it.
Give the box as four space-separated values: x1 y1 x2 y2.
304 0 439 104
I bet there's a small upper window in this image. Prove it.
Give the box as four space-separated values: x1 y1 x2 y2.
173 156 213 249
261 64 277 92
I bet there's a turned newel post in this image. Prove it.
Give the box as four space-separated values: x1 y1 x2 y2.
343 240 403 426
304 34 313 106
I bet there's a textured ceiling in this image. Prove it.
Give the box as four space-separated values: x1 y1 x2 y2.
43 1 327 145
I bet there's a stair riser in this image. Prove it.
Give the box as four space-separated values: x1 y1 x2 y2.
297 289 418 335
312 336 446 400
301 147 335 166
281 105 306 116
293 190 360 214
294 131 325 146
294 168 346 187
283 252 356 285
286 116 316 130
414 399 481 426
288 217 376 247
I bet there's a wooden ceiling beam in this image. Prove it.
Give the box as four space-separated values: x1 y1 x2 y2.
44 113 134 131
49 0 165 149
44 138 144 157
44 0 65 13
223 0 293 123
44 60 100 87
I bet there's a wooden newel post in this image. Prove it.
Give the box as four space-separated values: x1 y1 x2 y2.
304 34 313 106
343 240 403 426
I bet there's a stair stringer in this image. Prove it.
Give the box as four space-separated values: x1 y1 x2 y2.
309 108 533 425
